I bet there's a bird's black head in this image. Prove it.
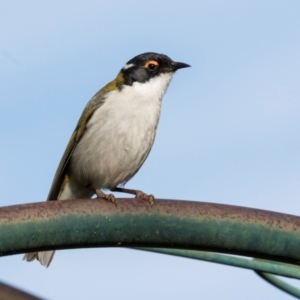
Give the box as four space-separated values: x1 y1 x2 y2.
120 52 190 86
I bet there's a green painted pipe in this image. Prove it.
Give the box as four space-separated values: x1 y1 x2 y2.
1 198 300 266
137 248 300 279
256 272 300 299
137 248 300 298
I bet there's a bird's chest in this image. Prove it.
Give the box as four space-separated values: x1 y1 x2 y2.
71 88 162 187
90 89 161 152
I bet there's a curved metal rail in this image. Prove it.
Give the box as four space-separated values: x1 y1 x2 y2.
138 248 300 298
1 198 300 298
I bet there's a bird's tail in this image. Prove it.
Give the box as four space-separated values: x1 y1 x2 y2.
23 251 55 268
23 177 94 267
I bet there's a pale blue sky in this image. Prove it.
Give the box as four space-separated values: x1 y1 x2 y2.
1 1 300 299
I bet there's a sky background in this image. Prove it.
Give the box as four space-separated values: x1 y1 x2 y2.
1 0 300 299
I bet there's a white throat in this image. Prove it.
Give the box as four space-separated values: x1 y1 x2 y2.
130 73 173 101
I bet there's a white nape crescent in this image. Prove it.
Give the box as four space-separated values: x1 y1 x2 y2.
123 63 135 70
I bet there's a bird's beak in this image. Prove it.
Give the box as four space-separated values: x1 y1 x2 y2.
172 62 191 71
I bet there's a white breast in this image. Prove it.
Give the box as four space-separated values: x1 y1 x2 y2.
70 72 173 189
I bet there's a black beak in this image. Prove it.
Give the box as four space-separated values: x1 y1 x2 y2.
172 61 191 71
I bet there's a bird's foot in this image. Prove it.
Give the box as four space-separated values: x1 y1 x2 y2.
135 190 155 206
87 184 117 207
95 189 117 207
111 187 155 206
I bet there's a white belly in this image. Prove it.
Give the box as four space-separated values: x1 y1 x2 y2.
70 73 172 190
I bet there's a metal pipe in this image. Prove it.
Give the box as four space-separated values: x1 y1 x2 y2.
256 272 300 299
1 198 300 265
137 248 300 279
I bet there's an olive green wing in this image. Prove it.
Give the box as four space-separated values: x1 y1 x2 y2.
46 73 124 201
46 107 94 201
46 92 108 201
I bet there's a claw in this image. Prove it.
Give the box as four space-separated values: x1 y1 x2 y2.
96 190 118 207
135 191 155 206
106 193 118 207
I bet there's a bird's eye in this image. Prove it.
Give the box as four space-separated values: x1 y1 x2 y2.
148 64 156 70
144 60 159 71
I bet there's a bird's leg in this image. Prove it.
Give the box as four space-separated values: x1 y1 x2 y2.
111 187 154 206
86 184 117 207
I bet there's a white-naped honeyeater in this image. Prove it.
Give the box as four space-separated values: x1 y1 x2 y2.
23 52 190 267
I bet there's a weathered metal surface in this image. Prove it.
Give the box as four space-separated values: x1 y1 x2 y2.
0 282 43 300
1 199 300 264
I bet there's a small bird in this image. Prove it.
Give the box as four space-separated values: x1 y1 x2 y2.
23 52 190 267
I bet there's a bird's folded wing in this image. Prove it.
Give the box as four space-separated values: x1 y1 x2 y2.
47 92 107 201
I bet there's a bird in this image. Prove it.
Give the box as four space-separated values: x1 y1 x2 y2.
23 52 190 267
